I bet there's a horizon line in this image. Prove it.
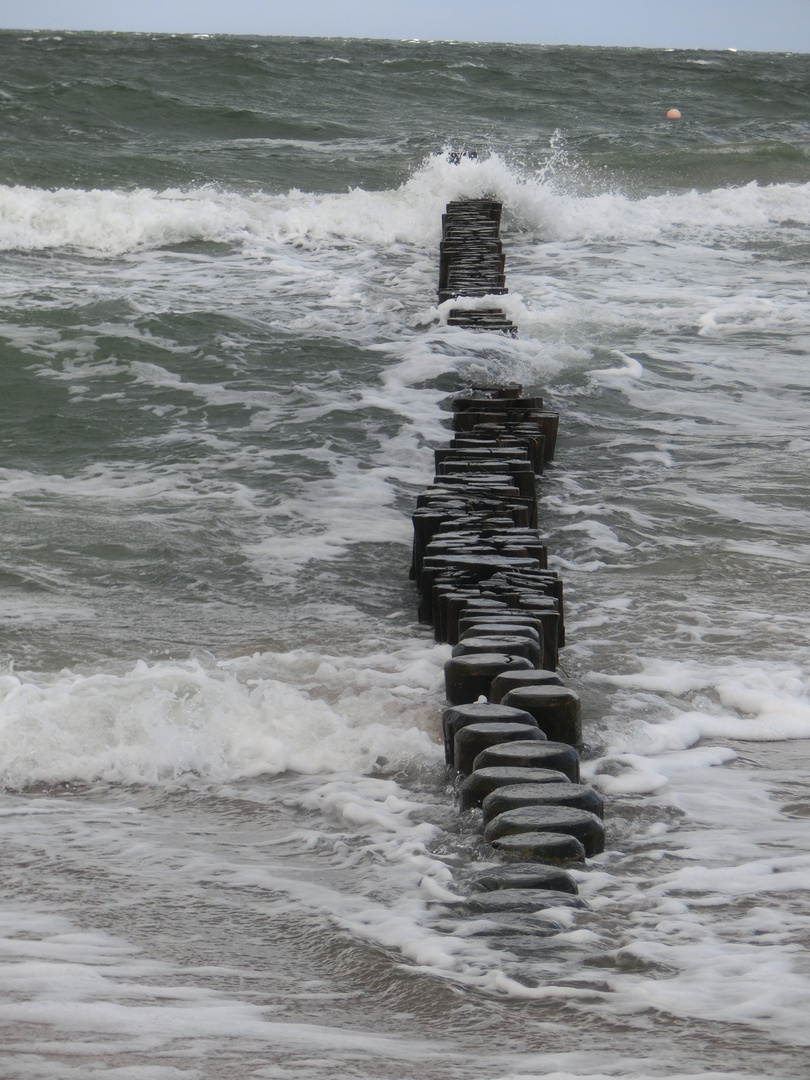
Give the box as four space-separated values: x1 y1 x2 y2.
0 27 805 54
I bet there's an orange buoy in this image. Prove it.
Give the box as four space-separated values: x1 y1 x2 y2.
667 108 682 119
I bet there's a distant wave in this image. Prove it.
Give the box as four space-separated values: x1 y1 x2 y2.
2 152 809 255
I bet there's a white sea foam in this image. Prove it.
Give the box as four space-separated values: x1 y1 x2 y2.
588 657 810 748
0 908 447 1065
0 644 445 789
2 153 809 257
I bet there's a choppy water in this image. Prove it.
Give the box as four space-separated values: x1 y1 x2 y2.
1 30 810 1080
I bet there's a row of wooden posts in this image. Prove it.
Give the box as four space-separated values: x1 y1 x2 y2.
414 197 605 908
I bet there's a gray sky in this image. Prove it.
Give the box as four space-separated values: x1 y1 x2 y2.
0 0 807 51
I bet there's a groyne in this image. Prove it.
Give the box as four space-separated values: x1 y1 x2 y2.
415 197 604 906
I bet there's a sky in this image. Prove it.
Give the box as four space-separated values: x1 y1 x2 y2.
0 0 807 52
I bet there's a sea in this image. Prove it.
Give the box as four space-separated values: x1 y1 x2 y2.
1 29 809 1080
